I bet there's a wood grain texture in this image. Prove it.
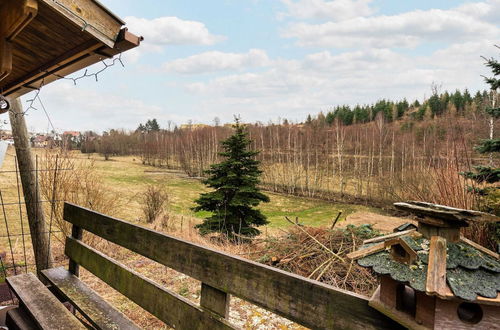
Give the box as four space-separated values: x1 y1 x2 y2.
368 286 429 330
9 98 53 273
362 229 417 244
42 267 140 330
5 307 37 330
6 273 86 330
460 236 499 259
64 202 401 330
347 242 386 260
40 0 122 47
434 298 500 330
415 291 435 329
426 236 447 298
0 0 37 82
65 237 234 330
200 283 230 318
394 202 498 224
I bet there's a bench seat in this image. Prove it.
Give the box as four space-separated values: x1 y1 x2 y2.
42 267 140 330
6 273 87 330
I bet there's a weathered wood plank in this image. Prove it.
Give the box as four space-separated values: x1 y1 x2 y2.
347 242 386 260
64 203 401 330
42 267 140 330
0 0 37 82
460 236 499 259
40 0 122 47
69 224 83 276
394 202 498 224
4 30 141 99
369 287 429 330
65 237 234 330
6 273 86 330
362 229 417 244
426 236 447 298
5 307 37 330
200 283 230 318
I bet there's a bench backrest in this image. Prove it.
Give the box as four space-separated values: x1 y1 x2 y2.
63 202 398 330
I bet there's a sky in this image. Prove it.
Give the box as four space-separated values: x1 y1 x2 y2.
14 0 500 133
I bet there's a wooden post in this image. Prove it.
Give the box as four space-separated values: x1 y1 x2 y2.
200 283 230 318
8 98 52 274
68 224 82 276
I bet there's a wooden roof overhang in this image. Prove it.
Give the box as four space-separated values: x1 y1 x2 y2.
0 0 142 101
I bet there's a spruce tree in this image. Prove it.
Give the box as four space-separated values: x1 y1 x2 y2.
462 51 500 200
193 119 269 238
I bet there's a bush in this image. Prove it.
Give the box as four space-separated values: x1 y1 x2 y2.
140 185 168 224
39 151 121 236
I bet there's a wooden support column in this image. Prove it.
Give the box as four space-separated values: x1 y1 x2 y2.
68 224 82 276
8 98 52 274
200 283 230 318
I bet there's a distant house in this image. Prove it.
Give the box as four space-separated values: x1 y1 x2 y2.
179 124 209 130
62 131 82 150
32 135 48 148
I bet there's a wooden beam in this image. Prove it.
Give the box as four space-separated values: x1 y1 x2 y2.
0 0 38 82
65 238 234 330
347 242 386 260
40 0 123 48
3 29 141 99
63 203 400 330
1 0 38 40
363 229 418 245
460 236 499 259
426 236 447 298
200 283 230 319
394 201 498 224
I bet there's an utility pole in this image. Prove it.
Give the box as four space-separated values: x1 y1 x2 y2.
8 98 52 274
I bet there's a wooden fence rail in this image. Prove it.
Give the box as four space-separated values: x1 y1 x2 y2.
63 203 401 329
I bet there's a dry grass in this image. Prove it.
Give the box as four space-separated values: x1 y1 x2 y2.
255 224 380 296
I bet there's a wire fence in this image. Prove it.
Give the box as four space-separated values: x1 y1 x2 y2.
0 151 69 304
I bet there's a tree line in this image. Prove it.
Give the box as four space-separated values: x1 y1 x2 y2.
78 89 496 209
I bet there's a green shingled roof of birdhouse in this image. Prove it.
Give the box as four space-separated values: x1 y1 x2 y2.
357 235 500 301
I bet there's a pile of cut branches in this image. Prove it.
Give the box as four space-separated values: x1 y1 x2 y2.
255 220 381 296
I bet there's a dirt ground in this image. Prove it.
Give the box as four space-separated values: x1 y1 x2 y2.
340 211 416 232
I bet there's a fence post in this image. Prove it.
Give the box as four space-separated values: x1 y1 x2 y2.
200 283 230 318
8 97 52 275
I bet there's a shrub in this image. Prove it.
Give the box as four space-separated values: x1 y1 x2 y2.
140 185 168 224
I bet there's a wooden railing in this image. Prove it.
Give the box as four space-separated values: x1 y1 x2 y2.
63 203 401 329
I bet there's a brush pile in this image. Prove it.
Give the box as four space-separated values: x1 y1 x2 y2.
256 221 381 296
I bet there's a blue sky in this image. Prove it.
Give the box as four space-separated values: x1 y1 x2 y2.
19 0 500 133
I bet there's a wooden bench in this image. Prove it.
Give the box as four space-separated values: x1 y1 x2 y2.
6 202 402 329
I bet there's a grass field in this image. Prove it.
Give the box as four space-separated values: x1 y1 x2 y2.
82 153 382 229
0 148 384 241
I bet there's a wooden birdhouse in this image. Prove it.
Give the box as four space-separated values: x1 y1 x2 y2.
348 201 500 330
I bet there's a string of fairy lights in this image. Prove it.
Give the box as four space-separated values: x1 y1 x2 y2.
0 52 125 136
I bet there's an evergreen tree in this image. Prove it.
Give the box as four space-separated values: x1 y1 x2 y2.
461 50 500 221
145 119 160 131
192 119 270 238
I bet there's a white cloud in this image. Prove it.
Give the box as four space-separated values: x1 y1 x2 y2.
22 81 187 133
282 3 499 48
183 40 498 122
125 16 225 46
279 0 374 21
163 49 271 74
